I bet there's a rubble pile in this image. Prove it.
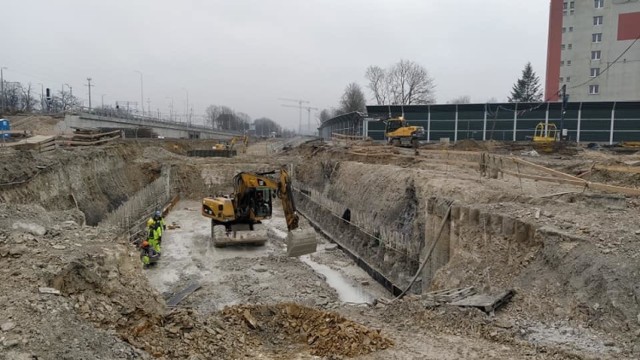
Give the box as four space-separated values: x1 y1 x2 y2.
223 303 394 357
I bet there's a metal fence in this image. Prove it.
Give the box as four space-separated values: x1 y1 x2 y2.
99 168 172 239
365 102 640 144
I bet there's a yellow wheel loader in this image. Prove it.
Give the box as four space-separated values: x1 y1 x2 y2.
384 117 424 147
201 166 317 257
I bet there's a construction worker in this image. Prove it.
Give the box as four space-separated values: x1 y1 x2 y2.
140 240 160 267
146 218 161 253
153 210 166 243
153 210 166 229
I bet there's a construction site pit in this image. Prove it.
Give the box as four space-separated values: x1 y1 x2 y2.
2 123 640 359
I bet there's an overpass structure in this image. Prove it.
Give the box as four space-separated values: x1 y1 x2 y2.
57 111 240 140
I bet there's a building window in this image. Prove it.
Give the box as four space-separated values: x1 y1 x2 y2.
569 26 574 32
591 50 601 60
567 60 572 66
563 10 568 15
567 77 571 82
592 33 603 42
568 44 573 50
595 0 604 8
594 16 603 25
563 27 567 33
561 60 565 66
570 9 575 15
562 44 566 50
564 2 568 9
589 85 600 94
570 1 575 9
590 68 601 77
560 77 564 82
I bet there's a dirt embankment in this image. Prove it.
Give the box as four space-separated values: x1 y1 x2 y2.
0 144 160 225
292 143 640 356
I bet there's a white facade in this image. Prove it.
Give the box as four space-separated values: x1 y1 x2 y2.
559 0 640 101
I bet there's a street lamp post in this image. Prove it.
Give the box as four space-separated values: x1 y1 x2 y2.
135 70 144 116
166 97 174 121
181 88 189 126
1 67 7 113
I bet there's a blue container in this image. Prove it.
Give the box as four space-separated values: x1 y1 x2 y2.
0 119 9 139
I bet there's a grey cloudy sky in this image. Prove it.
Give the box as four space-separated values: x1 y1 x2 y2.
1 0 549 131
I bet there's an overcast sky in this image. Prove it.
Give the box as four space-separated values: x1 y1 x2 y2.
1 0 549 131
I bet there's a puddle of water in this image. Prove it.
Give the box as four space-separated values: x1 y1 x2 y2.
300 255 375 304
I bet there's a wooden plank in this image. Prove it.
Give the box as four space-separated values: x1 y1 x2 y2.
502 170 588 187
65 130 122 139
423 287 476 303
594 164 640 175
166 282 202 307
510 157 585 182
450 289 515 313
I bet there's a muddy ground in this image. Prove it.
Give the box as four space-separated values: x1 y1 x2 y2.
2 126 640 359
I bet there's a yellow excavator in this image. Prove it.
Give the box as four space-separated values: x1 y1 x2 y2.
533 122 558 143
213 135 249 153
383 116 424 147
201 166 317 257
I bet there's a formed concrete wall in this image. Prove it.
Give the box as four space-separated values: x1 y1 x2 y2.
57 113 238 140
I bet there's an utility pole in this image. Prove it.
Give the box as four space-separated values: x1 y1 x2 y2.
560 84 568 141
147 98 151 115
37 83 44 112
101 94 107 108
86 78 94 110
279 98 310 134
135 70 144 116
166 97 174 121
182 88 189 125
0 67 5 114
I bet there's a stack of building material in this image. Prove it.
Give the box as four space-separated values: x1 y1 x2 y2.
58 127 122 146
5 135 57 152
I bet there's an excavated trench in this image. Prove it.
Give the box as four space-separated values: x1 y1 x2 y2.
5 140 640 358
291 150 640 347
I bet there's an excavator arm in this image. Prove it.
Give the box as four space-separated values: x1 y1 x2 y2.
276 167 300 231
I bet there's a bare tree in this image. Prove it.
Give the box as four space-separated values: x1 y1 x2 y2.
486 97 498 103
365 60 435 105
388 59 436 105
338 82 366 114
319 109 333 123
365 66 390 105
21 83 37 111
253 117 281 137
448 95 471 104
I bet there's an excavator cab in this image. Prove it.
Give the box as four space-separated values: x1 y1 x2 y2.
533 122 558 143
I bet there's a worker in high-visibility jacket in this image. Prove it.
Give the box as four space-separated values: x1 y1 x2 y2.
153 210 166 243
146 218 161 253
140 240 160 267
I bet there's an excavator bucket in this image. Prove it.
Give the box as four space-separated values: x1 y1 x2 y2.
286 227 317 257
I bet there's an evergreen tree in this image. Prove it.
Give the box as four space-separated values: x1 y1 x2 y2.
508 62 543 103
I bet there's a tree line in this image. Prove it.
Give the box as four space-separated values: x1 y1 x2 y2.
319 60 544 122
0 81 81 114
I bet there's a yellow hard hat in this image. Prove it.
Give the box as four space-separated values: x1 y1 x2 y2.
146 218 155 227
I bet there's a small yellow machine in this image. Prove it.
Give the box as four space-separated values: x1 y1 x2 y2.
533 122 558 143
201 167 317 256
383 116 424 147
213 135 249 153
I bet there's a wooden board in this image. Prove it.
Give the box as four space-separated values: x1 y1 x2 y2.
166 282 201 307
450 289 515 314
423 286 476 303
